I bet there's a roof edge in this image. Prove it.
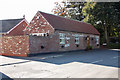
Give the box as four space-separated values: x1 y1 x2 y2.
55 29 100 35
38 11 55 31
6 19 28 34
0 18 24 21
38 11 92 26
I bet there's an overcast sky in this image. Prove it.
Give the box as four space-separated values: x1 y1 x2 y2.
0 0 61 22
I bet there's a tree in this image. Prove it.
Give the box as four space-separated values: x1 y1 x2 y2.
112 2 120 39
65 2 85 21
52 1 67 17
52 1 85 21
82 2 120 44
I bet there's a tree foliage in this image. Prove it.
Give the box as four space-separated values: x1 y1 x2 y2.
82 2 120 44
52 1 67 17
65 2 85 21
52 1 85 21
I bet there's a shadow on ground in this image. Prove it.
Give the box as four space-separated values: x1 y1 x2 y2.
0 72 13 80
1 49 120 68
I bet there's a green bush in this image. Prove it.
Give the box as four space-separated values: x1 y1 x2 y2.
108 43 120 49
85 46 93 51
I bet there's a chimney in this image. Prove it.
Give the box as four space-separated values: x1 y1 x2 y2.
23 15 25 19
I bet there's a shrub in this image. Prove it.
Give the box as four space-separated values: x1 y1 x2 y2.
108 43 120 49
85 46 93 51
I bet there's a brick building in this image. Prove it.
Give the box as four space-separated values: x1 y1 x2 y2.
24 11 100 56
0 18 29 56
0 11 100 57
0 18 28 36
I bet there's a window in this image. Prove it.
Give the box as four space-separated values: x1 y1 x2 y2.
59 33 65 44
96 38 99 44
75 34 79 44
96 36 99 45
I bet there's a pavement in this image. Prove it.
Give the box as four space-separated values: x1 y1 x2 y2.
0 49 119 78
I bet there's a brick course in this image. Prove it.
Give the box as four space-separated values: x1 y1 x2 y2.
0 35 29 57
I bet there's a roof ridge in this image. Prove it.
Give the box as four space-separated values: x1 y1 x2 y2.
0 18 24 21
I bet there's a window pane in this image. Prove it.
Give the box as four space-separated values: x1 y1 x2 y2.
59 33 65 44
75 34 79 44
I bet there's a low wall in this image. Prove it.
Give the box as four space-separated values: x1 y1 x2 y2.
0 35 29 57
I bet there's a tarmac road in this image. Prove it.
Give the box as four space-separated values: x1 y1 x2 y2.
0 49 119 78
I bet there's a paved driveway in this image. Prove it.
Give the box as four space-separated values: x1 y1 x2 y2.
0 49 119 78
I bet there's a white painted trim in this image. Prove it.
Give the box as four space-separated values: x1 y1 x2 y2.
7 19 29 34
24 19 29 25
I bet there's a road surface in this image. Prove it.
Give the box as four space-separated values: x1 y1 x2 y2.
0 49 119 78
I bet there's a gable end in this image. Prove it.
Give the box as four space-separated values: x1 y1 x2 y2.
24 11 54 35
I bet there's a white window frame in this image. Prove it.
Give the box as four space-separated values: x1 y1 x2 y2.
96 38 99 44
75 34 79 44
59 33 65 44
96 36 99 44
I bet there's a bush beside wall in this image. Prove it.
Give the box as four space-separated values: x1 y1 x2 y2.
108 43 120 49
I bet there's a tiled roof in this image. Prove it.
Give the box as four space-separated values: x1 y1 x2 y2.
0 18 24 33
39 11 100 35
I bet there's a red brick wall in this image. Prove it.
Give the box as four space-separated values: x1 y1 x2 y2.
24 12 54 35
29 34 59 54
0 35 29 57
29 30 100 55
7 20 28 36
0 31 100 56
0 35 3 55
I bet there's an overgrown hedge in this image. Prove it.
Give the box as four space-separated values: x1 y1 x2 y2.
108 43 120 49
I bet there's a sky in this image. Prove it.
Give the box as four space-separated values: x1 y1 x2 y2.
0 0 61 22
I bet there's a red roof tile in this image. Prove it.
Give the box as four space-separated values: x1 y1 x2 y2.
39 11 100 35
